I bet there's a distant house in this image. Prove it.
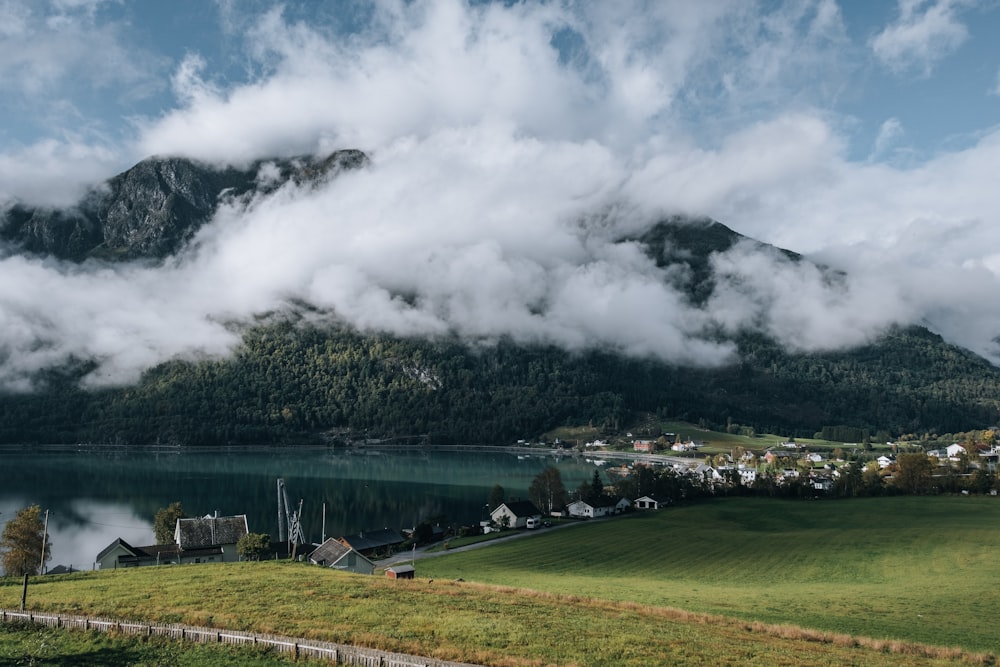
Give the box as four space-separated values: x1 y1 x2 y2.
385 564 415 580
175 514 249 563
633 440 655 452
810 475 834 493
691 463 722 484
633 494 670 510
96 538 222 569
877 455 896 469
947 444 968 459
567 496 624 519
764 450 798 466
96 512 250 570
490 501 542 529
308 538 375 575
338 528 405 558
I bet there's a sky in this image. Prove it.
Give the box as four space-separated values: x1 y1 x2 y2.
2 0 1000 389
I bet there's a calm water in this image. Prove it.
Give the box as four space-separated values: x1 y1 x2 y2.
0 445 597 572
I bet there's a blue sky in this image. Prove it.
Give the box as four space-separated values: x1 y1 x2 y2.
3 0 1000 387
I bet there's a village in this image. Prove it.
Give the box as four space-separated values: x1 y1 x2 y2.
86 433 1000 581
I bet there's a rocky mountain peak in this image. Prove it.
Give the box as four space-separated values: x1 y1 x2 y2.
0 149 369 262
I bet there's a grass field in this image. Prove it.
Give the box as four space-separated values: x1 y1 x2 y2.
1 496 997 666
0 622 296 666
544 418 860 454
418 495 1000 654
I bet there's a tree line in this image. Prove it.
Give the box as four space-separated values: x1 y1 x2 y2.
1 319 999 447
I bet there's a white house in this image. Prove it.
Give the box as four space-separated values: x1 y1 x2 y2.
947 443 968 458
567 496 620 519
877 455 896 469
490 501 541 529
634 494 671 510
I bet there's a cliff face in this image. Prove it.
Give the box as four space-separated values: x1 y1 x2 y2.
0 149 368 261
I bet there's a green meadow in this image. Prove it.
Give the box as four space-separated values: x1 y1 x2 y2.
419 495 1000 654
1 495 997 665
0 622 296 666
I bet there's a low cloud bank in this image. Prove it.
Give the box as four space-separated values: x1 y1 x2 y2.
2 1 1000 390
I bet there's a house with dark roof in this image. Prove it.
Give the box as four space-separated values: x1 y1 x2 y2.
95 538 223 570
174 514 248 562
95 512 250 570
338 528 405 558
490 500 541 529
308 538 375 575
386 564 415 579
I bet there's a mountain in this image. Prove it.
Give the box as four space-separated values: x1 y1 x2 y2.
0 150 367 261
0 152 999 446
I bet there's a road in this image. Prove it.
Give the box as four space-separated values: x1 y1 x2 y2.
375 517 602 569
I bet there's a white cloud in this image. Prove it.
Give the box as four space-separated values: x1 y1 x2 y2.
0 138 120 207
0 0 158 97
3 0 1000 392
870 0 969 75
871 117 905 159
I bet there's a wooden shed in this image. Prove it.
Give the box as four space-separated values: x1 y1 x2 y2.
385 564 415 580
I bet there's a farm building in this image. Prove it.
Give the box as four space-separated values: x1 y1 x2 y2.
308 538 376 575
338 528 405 558
386 564 415 579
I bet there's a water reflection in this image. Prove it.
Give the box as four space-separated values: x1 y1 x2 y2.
0 446 595 571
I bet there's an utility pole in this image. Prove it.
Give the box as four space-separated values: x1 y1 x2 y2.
39 509 49 574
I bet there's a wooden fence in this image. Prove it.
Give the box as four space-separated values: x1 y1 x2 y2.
1 608 479 667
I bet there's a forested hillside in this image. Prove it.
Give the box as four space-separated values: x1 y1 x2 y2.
1 318 998 446
2 155 999 446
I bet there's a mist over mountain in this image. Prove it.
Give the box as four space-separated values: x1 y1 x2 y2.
1 150 999 445
1 150 368 261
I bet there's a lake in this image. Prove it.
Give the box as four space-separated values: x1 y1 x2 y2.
0 445 600 572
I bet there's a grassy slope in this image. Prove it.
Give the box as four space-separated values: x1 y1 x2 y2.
419 496 1000 654
1 496 996 666
0 622 296 666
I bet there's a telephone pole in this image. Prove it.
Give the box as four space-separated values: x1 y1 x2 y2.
39 509 49 574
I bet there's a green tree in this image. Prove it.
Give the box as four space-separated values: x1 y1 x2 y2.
588 469 604 501
969 466 994 494
529 466 568 515
1 505 50 577
861 463 884 495
487 484 505 511
413 521 435 546
892 453 933 495
236 533 271 561
153 502 186 545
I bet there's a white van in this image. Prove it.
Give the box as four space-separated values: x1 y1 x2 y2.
525 517 539 529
